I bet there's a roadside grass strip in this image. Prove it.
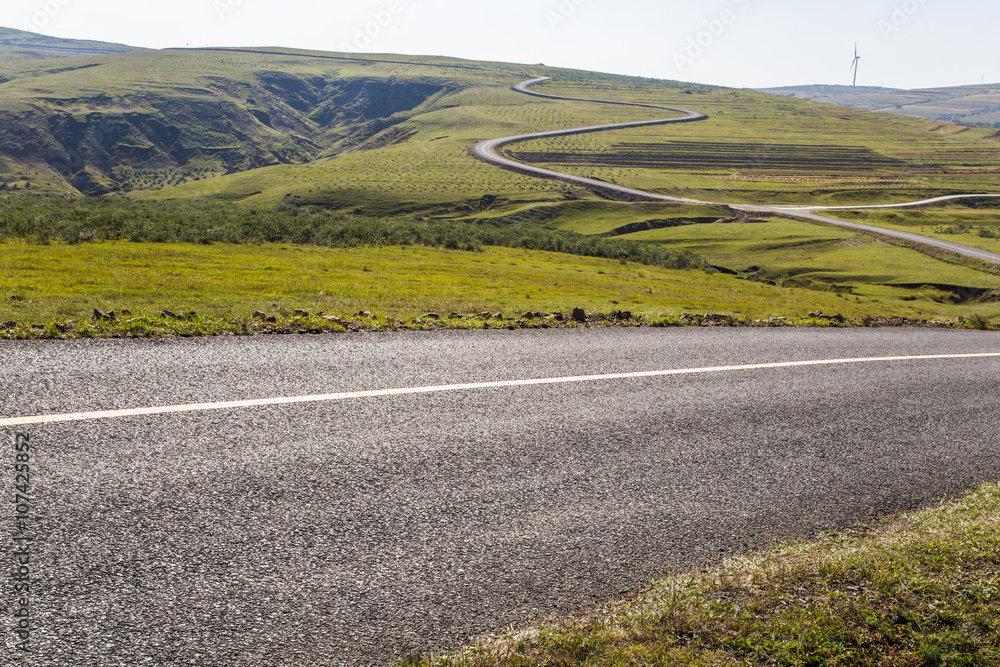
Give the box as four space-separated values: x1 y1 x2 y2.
402 482 1000 667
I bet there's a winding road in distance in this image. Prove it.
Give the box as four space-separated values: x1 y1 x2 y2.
473 77 1000 264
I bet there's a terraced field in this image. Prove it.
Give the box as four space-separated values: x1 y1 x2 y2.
509 140 907 171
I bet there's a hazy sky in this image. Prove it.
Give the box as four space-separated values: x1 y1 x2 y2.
3 0 998 89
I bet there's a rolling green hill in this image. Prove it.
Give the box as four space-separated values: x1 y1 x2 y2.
760 83 1000 127
0 26 141 61
1 36 998 217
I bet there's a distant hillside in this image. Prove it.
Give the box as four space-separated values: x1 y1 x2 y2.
0 30 997 214
0 26 142 61
760 83 1000 127
0 44 524 198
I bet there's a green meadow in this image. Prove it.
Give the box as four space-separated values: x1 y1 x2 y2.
0 203 1000 337
823 201 1000 256
2 48 1000 336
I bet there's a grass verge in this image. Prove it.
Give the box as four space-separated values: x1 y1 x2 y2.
3 240 998 340
402 482 1000 667
2 196 999 338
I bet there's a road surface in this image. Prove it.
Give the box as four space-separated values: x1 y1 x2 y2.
3 328 1000 665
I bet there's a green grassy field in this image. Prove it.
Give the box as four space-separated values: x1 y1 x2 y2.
616 216 1000 305
404 482 1000 667
3 197 999 338
0 239 897 337
2 232 999 339
824 201 1000 256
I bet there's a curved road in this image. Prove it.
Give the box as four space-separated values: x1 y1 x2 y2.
473 77 1000 264
4 329 1000 665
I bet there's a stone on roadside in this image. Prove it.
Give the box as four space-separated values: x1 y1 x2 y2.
571 307 587 322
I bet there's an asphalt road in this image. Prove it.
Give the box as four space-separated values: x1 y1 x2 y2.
474 77 1000 264
4 328 1000 666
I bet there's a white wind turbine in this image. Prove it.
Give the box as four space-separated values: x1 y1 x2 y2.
850 43 861 87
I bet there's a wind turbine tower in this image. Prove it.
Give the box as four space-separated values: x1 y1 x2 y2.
850 43 861 87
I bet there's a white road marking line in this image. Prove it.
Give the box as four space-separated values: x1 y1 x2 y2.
3 353 1000 427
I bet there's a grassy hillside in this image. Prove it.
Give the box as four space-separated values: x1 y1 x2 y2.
761 83 1000 127
505 79 1000 209
2 44 999 218
0 48 522 198
148 70 1000 213
0 26 141 62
